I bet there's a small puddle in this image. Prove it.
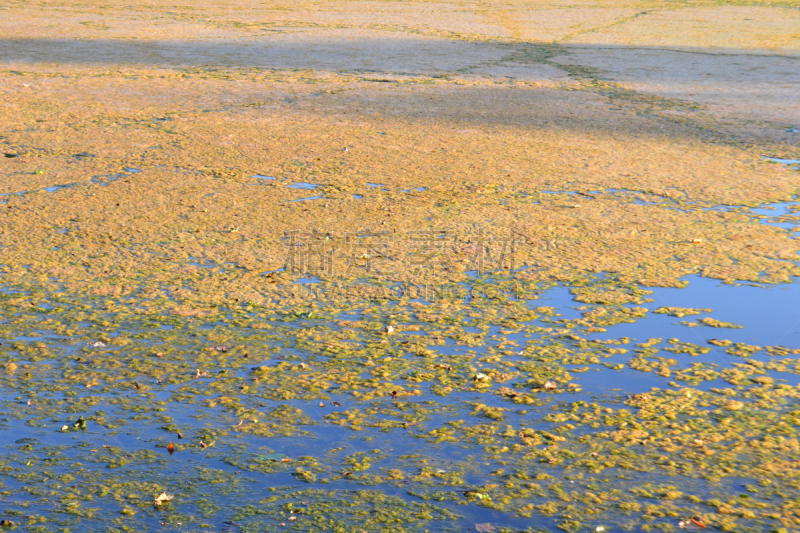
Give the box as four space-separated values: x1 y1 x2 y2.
294 276 321 284
286 182 319 190
2 167 142 196
1 182 80 196
764 156 800 169
704 197 800 232
42 184 76 193
90 167 141 187
541 190 579 195
289 195 324 202
539 188 799 230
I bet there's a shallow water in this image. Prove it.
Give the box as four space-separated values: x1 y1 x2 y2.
286 182 320 190
1 167 144 196
708 198 800 232
289 195 324 202
763 157 800 166
3 2 800 530
1 267 798 532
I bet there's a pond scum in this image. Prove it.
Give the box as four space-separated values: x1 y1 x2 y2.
1 272 799 532
2 0 800 531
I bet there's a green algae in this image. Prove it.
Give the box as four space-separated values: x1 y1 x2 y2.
2 1 800 531
8 280 799 530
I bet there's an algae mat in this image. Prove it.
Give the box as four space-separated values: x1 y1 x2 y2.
1 1 799 531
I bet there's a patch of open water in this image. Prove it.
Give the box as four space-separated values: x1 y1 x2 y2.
763 156 800 169
285 182 319 190
1 167 143 197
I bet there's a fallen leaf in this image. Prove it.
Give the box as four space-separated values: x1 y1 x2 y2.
679 518 707 530
690 517 706 530
153 492 173 506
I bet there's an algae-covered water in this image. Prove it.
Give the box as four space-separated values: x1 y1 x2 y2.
2 0 800 531
1 268 799 532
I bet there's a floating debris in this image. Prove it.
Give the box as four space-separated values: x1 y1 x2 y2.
153 492 173 507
